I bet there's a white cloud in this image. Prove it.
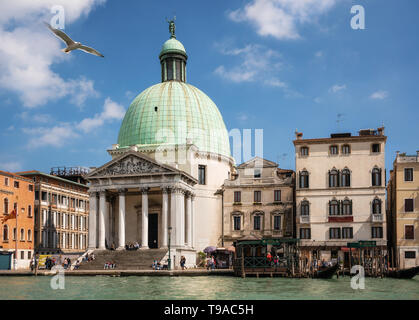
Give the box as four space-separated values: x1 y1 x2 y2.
0 0 104 108
370 90 388 100
315 51 323 58
23 97 124 148
329 84 346 93
0 161 23 172
214 43 284 87
77 97 125 133
229 0 337 40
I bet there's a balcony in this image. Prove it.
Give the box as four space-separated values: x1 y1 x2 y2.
372 214 383 222
300 215 310 224
328 215 353 223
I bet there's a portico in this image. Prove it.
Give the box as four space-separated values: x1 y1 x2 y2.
87 151 197 251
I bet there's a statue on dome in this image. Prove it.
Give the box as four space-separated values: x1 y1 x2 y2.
166 16 176 38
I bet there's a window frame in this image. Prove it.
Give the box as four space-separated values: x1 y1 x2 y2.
341 144 351 155
329 227 341 239
372 167 382 186
233 215 241 231
371 143 381 153
254 190 262 203
300 228 311 239
253 214 261 231
273 215 281 231
299 170 309 189
198 165 206 185
300 146 309 156
404 198 414 213
274 190 281 202
301 200 310 216
342 227 353 239
233 191 241 203
372 198 382 214
404 225 414 240
329 145 339 155
404 168 414 182
371 226 383 239
341 168 351 187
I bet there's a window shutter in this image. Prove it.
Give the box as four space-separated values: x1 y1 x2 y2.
328 170 331 187
328 201 331 215
337 170 341 187
379 169 382 186
350 200 353 215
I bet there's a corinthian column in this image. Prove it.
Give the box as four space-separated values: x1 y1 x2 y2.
185 192 192 248
117 189 126 250
161 187 169 248
88 192 97 249
98 191 106 250
141 188 149 249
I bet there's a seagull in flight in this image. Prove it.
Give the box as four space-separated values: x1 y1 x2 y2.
44 22 104 57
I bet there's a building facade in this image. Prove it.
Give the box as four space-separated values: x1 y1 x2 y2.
387 151 419 268
86 22 234 267
294 128 387 265
0 171 34 269
222 157 295 247
17 171 89 255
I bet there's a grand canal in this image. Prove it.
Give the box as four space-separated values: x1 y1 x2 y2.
0 276 417 300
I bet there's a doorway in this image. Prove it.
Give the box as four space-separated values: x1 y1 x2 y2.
148 213 158 248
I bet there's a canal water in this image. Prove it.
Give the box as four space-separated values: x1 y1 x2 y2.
0 276 417 300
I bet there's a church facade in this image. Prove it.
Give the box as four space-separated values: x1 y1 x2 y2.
86 23 235 266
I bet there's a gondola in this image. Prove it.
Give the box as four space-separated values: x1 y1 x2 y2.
387 266 419 279
313 264 340 279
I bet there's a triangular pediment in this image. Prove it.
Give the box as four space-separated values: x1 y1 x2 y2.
237 157 278 169
87 151 179 178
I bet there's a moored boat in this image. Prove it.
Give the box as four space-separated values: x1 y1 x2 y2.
387 266 419 279
313 264 340 279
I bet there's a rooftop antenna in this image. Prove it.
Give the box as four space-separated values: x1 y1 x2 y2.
336 113 344 132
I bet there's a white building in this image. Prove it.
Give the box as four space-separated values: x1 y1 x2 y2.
86 22 234 267
294 128 387 266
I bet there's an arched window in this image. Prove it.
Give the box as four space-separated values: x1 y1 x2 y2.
3 198 8 214
329 169 339 187
372 198 382 214
3 225 8 241
301 200 310 216
341 168 351 187
329 199 339 215
299 170 309 188
253 214 261 230
20 228 25 241
342 199 352 215
27 229 32 241
372 167 382 186
28 205 32 217
330 145 339 155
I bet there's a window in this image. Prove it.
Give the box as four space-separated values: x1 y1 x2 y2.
28 251 32 260
20 228 25 241
4 177 9 186
20 251 24 259
28 205 32 217
405 251 416 259
300 147 309 156
167 58 173 80
3 225 8 241
14 181 19 188
404 168 413 182
372 143 380 153
342 227 353 239
234 191 241 203
254 168 261 178
3 198 8 214
372 168 382 186
300 228 311 239
341 169 351 187
329 228 341 239
13 227 16 240
329 169 339 187
254 191 261 203
301 200 310 215
329 200 340 215
372 227 383 239
254 215 261 230
299 170 309 188
233 216 241 231
274 190 281 202
274 215 281 230
27 229 32 241
330 145 339 155
405 199 414 212
198 165 206 185
342 199 352 215
28 184 33 192
342 145 350 154
372 198 382 214
405 225 414 240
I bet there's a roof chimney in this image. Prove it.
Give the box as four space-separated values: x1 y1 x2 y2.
377 126 385 136
295 130 303 140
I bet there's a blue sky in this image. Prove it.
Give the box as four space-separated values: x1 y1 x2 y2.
0 0 418 175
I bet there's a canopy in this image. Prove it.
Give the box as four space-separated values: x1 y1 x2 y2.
203 246 217 253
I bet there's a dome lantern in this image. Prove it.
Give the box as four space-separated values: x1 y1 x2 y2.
159 19 187 83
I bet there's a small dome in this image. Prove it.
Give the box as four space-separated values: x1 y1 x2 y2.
159 38 187 57
117 81 231 158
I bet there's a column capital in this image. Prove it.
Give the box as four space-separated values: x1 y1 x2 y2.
140 187 149 194
162 186 171 194
99 190 107 197
88 191 98 197
172 187 186 194
117 188 127 195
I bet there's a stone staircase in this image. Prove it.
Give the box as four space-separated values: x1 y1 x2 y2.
77 249 167 270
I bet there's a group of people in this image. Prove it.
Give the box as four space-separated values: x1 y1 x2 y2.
266 252 283 266
83 253 95 262
206 256 216 270
104 261 117 269
151 260 163 270
125 242 140 250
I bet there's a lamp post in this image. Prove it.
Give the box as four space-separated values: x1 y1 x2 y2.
168 227 172 270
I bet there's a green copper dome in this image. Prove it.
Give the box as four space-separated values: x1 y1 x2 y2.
159 38 187 57
117 81 231 157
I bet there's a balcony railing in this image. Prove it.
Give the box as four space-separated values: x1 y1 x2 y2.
372 214 383 222
300 215 310 224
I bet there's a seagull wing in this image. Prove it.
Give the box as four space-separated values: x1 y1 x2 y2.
78 45 105 57
44 22 75 46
